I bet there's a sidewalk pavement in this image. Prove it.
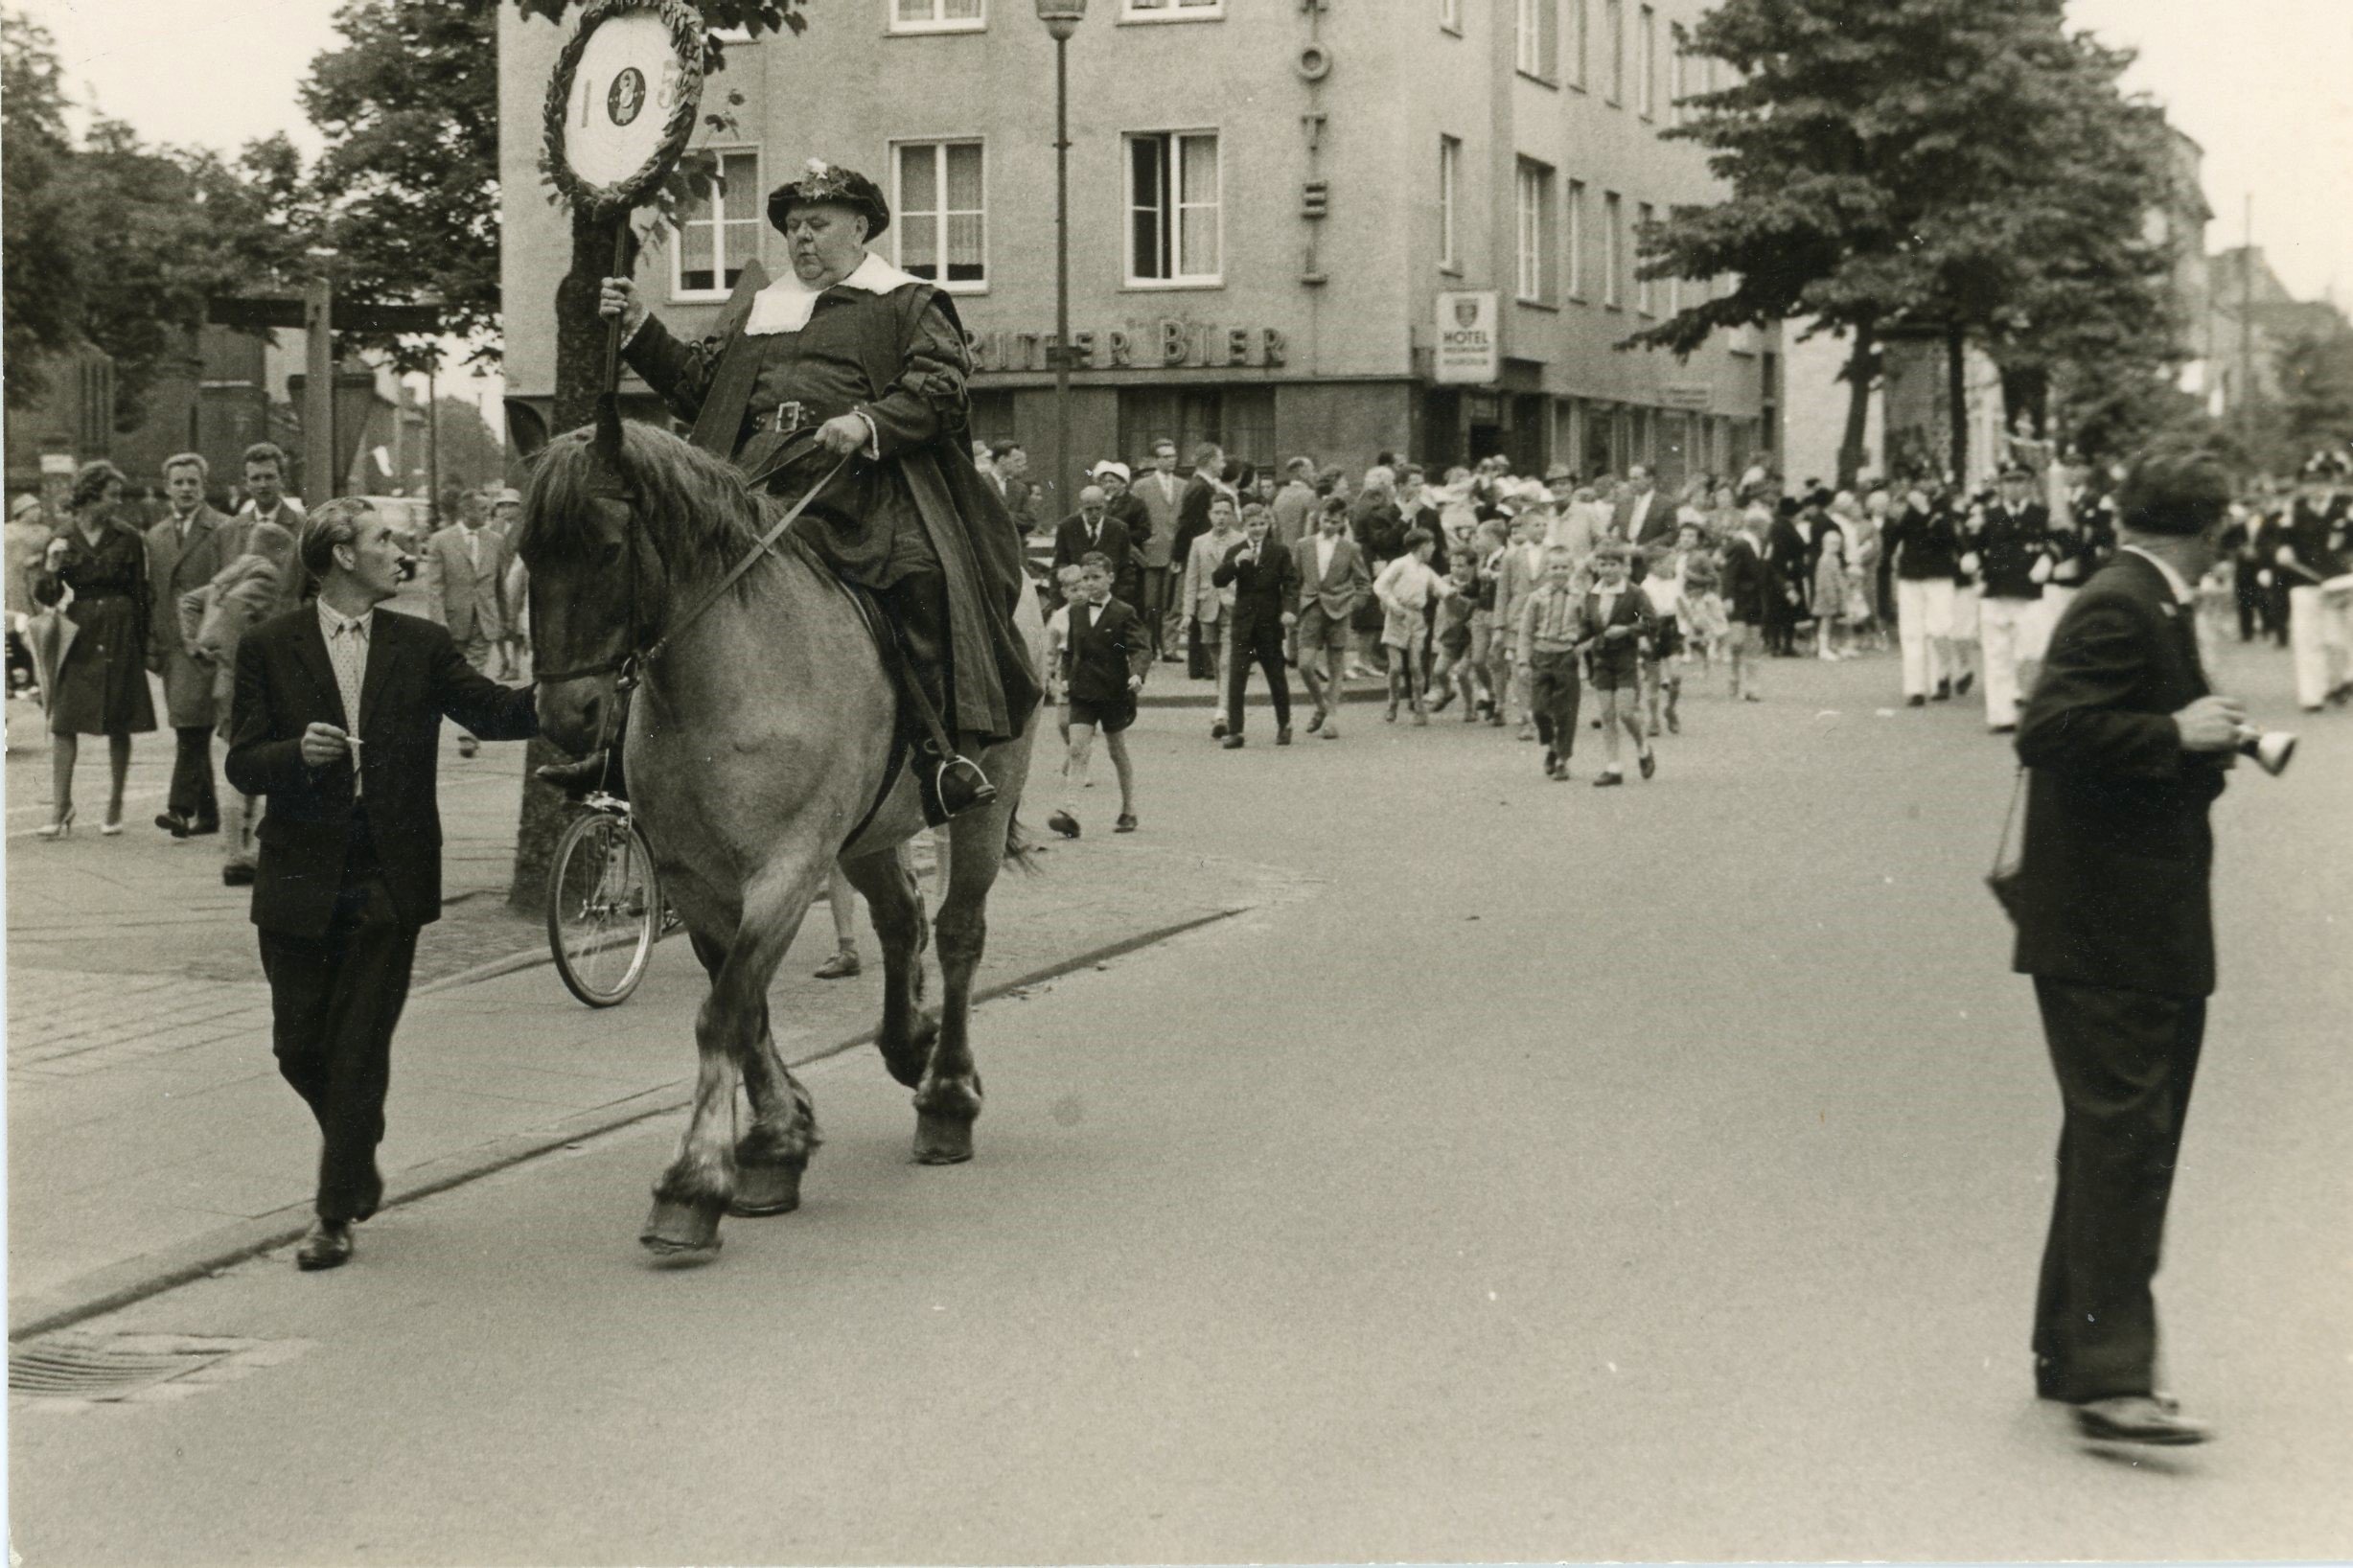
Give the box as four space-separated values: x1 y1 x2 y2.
6 682 1298 1338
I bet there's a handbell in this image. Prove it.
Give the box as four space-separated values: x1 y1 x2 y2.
2235 726 2297 776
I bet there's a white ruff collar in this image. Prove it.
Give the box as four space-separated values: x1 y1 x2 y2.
744 252 923 336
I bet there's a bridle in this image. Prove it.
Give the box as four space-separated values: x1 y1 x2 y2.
531 429 850 694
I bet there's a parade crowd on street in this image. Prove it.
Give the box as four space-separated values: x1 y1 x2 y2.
979 432 2353 836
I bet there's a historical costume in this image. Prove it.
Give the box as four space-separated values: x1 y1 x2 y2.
614 161 1037 809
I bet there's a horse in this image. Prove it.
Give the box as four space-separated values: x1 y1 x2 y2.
519 413 1043 1259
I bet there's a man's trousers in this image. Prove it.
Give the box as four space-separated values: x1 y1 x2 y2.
259 871 420 1223
1896 577 1956 697
1527 650 1582 755
2031 976 2207 1402
1978 594 2050 729
2287 584 2352 709
169 726 219 826
1224 620 1291 735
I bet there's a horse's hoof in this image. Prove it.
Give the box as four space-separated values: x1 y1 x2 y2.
912 1111 975 1165
727 1162 803 1216
639 1197 725 1257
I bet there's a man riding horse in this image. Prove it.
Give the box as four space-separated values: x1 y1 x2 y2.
538 158 1038 818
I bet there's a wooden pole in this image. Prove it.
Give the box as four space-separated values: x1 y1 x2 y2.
303 272 334 508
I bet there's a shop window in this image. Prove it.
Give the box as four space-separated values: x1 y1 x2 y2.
1118 386 1272 474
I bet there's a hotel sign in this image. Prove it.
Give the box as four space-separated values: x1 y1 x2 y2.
1434 290 1500 385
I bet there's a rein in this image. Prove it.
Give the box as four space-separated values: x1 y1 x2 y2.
533 439 850 690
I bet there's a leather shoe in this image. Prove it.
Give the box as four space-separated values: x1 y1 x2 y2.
1048 809 1080 840
1276 726 1293 746
295 1219 354 1272
2073 1395 2210 1445
155 810 191 839
934 753 998 818
221 863 256 888
1221 733 1245 749
813 948 861 980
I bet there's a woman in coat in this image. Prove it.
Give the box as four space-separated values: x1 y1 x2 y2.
31 460 156 837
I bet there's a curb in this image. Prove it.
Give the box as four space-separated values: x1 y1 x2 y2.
8 905 1246 1343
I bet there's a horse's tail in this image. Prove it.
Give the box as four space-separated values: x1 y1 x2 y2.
1002 809 1045 877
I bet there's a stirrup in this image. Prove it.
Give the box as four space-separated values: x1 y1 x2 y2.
933 751 998 818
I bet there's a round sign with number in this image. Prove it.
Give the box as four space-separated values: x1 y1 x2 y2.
544 0 705 216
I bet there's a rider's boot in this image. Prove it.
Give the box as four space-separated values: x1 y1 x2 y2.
886 576 997 819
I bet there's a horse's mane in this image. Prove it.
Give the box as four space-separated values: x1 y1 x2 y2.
520 420 771 576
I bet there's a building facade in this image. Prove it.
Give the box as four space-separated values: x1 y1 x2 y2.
498 0 1778 507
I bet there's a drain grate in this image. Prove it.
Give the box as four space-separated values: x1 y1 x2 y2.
9 1334 288 1403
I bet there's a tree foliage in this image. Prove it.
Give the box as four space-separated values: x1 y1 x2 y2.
2 12 83 408
1627 0 2180 481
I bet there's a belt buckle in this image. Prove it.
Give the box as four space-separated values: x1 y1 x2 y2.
773 400 811 436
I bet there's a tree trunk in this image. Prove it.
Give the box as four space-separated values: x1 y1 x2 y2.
1835 318 1879 490
1945 322 1969 482
507 206 634 911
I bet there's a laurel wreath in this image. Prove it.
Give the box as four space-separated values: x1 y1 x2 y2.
542 0 709 218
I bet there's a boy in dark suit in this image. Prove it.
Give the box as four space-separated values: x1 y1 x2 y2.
226 498 538 1271
1211 502 1303 748
1046 554 1149 839
2010 447 2246 1445
1575 542 1658 787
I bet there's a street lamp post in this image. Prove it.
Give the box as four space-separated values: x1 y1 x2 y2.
1037 1 1086 521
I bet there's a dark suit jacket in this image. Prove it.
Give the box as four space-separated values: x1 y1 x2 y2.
1171 474 1220 581
1212 538 1303 639
1719 535 1772 624
1977 501 2051 600
226 606 539 938
1052 510 1136 583
1063 597 1150 703
2011 552 2226 997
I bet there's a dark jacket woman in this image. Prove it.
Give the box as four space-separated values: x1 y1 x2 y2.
33 485 156 739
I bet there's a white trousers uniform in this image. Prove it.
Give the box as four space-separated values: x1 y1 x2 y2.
2287 583 2353 709
1896 577 1956 698
1977 594 2051 729
1950 582 1982 642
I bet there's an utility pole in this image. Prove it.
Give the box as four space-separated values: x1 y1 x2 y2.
427 357 442 527
302 261 336 509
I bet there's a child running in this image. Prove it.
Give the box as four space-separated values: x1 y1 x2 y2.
1513 545 1585 780
1373 529 1455 726
1431 547 1481 718
1048 553 1150 839
1575 541 1659 787
1637 542 1685 737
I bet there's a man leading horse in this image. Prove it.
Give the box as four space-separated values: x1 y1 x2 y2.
539 158 1038 817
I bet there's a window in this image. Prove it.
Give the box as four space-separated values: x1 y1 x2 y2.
893 140 986 289
1516 0 1556 80
1516 158 1554 302
1636 201 1655 313
673 148 760 298
890 0 983 31
1122 0 1221 18
1441 0 1461 32
1605 0 1624 104
1670 47 1685 125
1127 130 1221 286
1119 387 1272 473
1439 136 1462 271
1638 5 1655 117
1567 0 1586 86
1603 190 1623 306
1565 178 1587 297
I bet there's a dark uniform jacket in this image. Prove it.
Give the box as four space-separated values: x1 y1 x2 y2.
1888 499 1961 581
1212 537 1304 640
2011 552 2226 998
1977 501 2052 600
227 607 538 937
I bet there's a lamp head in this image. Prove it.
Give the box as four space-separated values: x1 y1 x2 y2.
1036 0 1086 39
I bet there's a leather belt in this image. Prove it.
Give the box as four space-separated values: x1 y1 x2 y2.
750 400 818 435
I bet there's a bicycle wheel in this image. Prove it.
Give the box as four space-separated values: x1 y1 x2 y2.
546 811 660 1007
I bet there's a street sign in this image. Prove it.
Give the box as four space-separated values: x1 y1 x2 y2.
543 0 706 218
1434 290 1500 385
1662 381 1714 411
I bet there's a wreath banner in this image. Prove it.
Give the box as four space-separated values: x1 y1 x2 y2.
544 0 706 217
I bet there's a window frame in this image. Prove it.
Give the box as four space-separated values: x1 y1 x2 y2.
1515 0 1557 82
1565 177 1587 299
1123 127 1224 289
888 136 990 294
1515 156 1555 305
669 145 763 303
1440 0 1462 34
1638 4 1656 118
888 0 986 34
1567 0 1587 87
1636 200 1655 314
1439 135 1463 274
1603 190 1624 308
1605 0 1625 104
1119 0 1223 22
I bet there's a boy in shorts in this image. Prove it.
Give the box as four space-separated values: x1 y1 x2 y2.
1576 541 1659 786
1042 564 1084 759
1048 554 1149 839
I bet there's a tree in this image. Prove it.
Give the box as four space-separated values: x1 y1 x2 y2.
1628 0 2171 484
499 0 813 910
427 394 509 491
301 0 503 371
2 12 86 409
2271 328 2353 468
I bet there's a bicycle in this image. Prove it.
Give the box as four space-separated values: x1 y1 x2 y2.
546 791 681 1007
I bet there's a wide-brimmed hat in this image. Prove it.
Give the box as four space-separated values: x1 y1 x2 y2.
767 158 890 240
1092 461 1131 484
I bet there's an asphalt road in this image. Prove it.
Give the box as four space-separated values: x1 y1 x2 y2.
11 643 2352 1564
